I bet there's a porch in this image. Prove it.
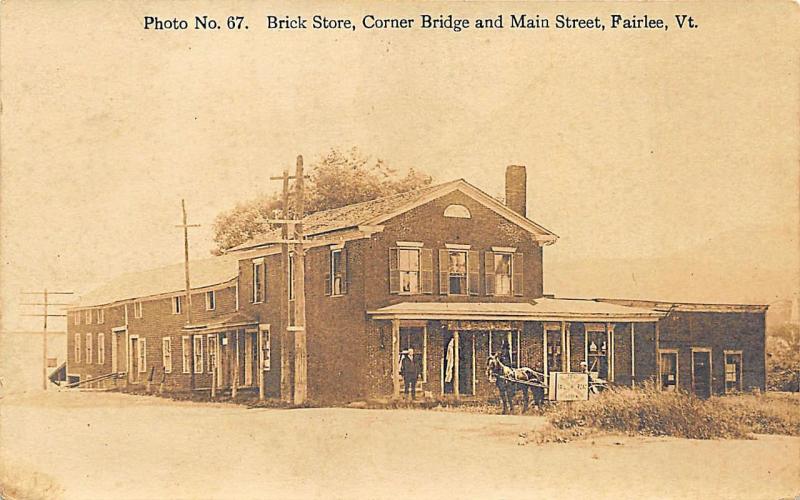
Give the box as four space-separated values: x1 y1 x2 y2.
367 298 666 400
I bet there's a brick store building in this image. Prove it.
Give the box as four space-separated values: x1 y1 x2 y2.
65 166 767 402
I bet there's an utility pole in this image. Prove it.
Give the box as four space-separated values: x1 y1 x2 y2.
268 155 309 404
22 289 73 390
175 199 201 390
292 155 308 405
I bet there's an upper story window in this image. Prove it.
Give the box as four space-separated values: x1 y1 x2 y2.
86 332 93 364
447 250 468 295
493 253 512 295
444 204 471 219
133 301 143 319
172 296 182 315
399 248 420 294
389 243 433 295
439 246 479 296
252 259 265 303
485 248 523 297
205 290 216 311
326 247 348 296
97 333 105 364
85 309 92 324
96 308 105 324
74 333 81 363
74 311 81 325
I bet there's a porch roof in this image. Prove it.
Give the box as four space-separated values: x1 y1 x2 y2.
182 312 260 333
367 298 665 322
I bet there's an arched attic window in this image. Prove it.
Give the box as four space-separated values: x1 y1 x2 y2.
444 204 471 219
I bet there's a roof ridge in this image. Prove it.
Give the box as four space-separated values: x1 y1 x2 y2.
302 178 459 220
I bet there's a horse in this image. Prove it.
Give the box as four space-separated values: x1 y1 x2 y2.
486 354 545 414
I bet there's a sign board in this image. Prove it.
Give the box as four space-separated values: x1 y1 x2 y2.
548 372 589 401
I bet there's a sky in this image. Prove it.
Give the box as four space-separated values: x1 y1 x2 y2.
2 1 798 331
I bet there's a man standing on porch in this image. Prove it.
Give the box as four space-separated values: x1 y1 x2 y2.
400 349 420 400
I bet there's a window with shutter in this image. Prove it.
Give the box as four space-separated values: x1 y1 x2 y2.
467 250 480 295
492 253 513 296
420 248 433 294
512 253 524 296
484 251 495 296
388 247 400 294
330 249 343 296
340 248 348 294
438 249 449 295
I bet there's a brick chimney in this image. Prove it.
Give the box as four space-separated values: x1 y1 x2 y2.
505 165 527 217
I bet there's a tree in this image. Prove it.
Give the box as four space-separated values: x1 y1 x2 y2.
212 147 433 253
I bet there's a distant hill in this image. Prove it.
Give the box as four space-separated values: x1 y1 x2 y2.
545 223 799 314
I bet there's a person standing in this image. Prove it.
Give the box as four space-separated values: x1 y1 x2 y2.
400 348 420 400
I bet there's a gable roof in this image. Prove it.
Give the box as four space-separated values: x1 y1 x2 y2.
71 255 240 308
229 179 558 252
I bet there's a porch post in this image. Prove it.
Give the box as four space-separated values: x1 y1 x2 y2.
232 330 240 400
630 323 636 386
453 329 460 398
542 324 548 379
391 319 400 399
561 321 569 372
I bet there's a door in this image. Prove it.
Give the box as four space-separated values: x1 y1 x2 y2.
659 351 678 391
399 327 425 392
129 337 139 383
244 332 255 387
458 332 474 396
692 350 712 398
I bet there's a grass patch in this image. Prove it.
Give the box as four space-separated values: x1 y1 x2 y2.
547 384 800 440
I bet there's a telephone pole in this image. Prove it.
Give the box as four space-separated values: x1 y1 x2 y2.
22 289 73 390
175 199 201 389
268 155 309 404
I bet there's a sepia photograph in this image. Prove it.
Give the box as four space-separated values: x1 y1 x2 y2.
1 1 798 499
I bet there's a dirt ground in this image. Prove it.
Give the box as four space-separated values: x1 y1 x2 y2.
1 391 798 500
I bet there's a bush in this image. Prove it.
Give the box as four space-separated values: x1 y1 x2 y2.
547 383 799 439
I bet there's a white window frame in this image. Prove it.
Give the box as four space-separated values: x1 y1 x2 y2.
74 333 81 363
252 259 264 303
85 309 92 325
86 332 93 364
181 336 191 374
193 336 204 374
74 311 81 325
162 337 173 374
330 248 344 296
584 324 609 378
492 252 514 297
96 308 105 324
172 296 182 315
659 348 679 391
205 290 216 311
447 249 469 296
137 338 147 373
133 301 143 319
207 334 218 373
723 350 743 393
97 333 105 365
260 324 271 371
397 247 421 295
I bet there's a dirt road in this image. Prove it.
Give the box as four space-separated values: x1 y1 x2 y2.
1 391 798 499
